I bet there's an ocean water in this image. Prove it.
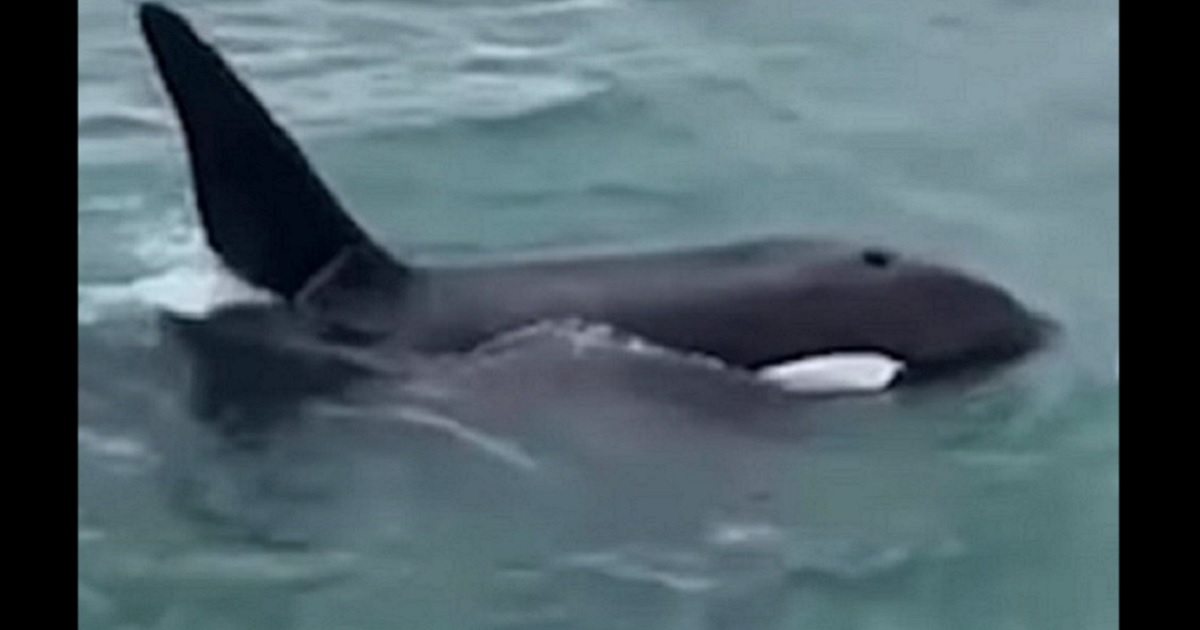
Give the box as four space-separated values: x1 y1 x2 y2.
78 0 1119 628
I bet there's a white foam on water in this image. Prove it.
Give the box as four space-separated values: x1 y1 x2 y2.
708 521 785 548
78 262 278 325
556 547 715 594
77 427 161 476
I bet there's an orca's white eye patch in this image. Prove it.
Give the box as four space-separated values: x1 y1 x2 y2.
757 352 905 394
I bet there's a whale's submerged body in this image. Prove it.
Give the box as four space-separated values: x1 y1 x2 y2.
138 2 1053 409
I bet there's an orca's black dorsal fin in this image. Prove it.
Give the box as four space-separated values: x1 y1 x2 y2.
139 3 407 299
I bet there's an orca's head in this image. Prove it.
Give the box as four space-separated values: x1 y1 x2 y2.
779 246 1056 383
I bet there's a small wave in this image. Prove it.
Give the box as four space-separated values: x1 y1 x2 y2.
128 220 207 268
708 521 785 549
556 546 715 593
97 549 358 590
314 402 540 472
545 529 929 595
79 193 147 215
457 40 561 75
77 582 115 625
469 0 620 19
77 427 161 474
79 528 106 544
784 538 915 581
436 71 612 125
558 529 908 594
77 108 172 139
78 265 277 326
948 450 1050 475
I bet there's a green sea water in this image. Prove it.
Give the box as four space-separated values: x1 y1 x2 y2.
79 0 1118 628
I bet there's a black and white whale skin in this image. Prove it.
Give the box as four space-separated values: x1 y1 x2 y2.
138 3 1054 395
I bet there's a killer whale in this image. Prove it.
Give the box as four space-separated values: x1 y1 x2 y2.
138 3 1052 391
